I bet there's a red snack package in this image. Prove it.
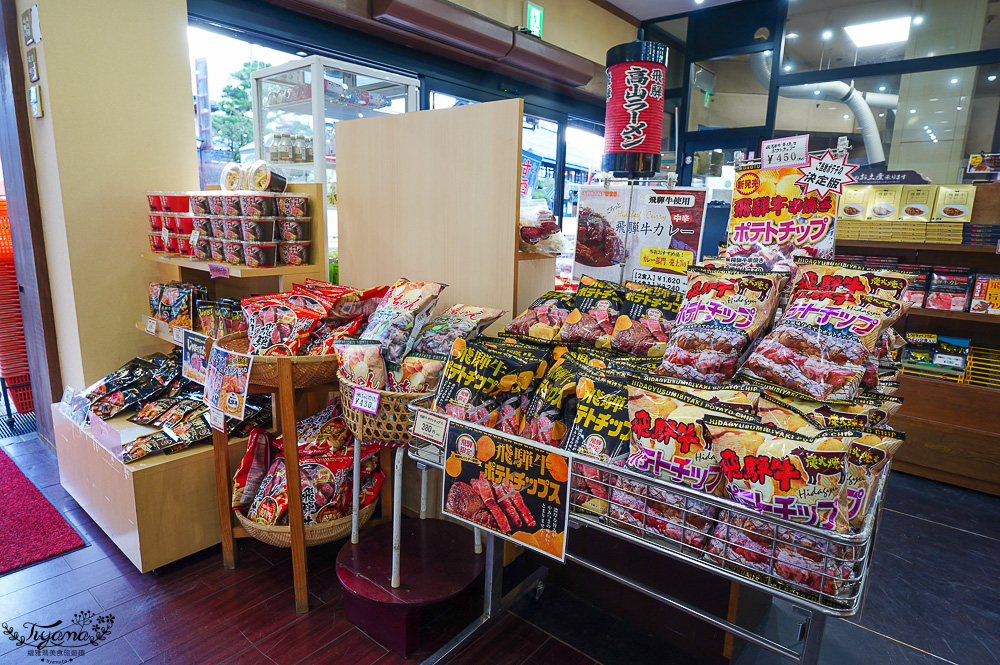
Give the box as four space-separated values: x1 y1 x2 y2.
231 428 276 510
335 284 391 327
332 339 387 389
361 279 447 363
242 295 324 356
302 318 364 356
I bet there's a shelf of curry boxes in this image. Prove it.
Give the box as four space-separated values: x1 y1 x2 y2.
836 220 968 244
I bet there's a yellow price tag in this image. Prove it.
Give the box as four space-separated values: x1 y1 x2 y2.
639 247 693 272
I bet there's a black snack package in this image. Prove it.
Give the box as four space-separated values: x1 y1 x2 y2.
559 275 623 347
610 281 683 357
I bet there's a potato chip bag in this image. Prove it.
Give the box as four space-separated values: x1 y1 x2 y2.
757 385 901 429
609 282 683 357
503 291 574 342
740 290 904 401
757 393 820 433
705 417 854 532
657 268 786 385
411 304 505 356
332 339 386 389
559 275 623 347
563 372 631 460
360 279 446 364
789 258 910 301
521 357 589 447
388 352 447 394
645 376 761 414
242 295 324 356
626 382 756 495
841 427 904 529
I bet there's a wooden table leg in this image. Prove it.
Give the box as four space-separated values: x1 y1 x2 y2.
278 358 310 614
379 447 392 520
212 419 236 569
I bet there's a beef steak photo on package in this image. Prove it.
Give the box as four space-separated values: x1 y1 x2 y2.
576 206 625 267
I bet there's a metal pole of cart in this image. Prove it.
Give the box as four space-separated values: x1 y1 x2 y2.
391 446 404 588
351 413 361 544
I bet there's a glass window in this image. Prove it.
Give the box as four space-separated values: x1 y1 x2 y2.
187 26 300 188
687 53 769 131
430 91 478 109
521 113 559 210
774 65 998 183
782 0 1000 74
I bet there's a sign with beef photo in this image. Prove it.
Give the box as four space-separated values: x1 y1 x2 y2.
573 184 630 282
441 420 570 561
624 187 708 291
203 345 253 422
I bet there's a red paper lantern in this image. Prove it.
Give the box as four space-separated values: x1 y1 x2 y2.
601 40 668 177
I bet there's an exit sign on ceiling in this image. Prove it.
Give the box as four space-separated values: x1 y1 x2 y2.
525 2 543 38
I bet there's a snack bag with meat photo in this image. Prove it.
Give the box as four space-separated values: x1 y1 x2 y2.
521 357 589 447
331 339 387 389
657 268 786 385
841 427 904 529
410 304 505 356
739 290 904 401
626 381 757 496
610 282 683 357
558 276 623 348
725 165 838 273
646 376 762 413
573 186 628 281
562 373 631 461
360 279 446 364
757 392 821 433
503 291 574 342
332 283 390 327
758 386 901 429
242 296 324 356
704 417 854 533
788 258 910 301
387 352 447 394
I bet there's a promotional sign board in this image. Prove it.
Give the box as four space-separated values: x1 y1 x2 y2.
203 345 253 421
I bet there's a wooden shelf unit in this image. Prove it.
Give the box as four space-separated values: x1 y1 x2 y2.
843 237 1000 495
141 253 319 278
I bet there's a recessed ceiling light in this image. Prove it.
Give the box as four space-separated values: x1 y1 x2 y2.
844 17 910 47
957 106 964 110
941 121 949 124
878 86 886 92
923 125 929 129
695 0 705 4
990 75 998 82
821 29 834 41
787 32 799 39
879 112 885 117
933 139 938 143
295 51 308 56
828 107 837 110
935 110 944 114
946 128 952 132
950 78 959 84
358 113 364 118
813 89 821 95
909 108 916 113
843 114 850 119
912 15 924 25
764 50 772 56
784 64 793 71
929 98 939 102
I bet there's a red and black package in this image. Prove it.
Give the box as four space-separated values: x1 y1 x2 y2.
242 295 324 356
610 282 683 357
521 356 588 447
503 291 574 342
562 372 630 461
558 275 623 347
925 266 973 311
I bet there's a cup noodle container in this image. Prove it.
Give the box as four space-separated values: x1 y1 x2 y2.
601 40 668 177
241 218 278 242
148 213 165 232
192 215 213 237
208 238 225 262
164 233 180 256
279 241 310 265
222 217 243 241
146 192 163 212
221 194 242 217
208 194 226 216
223 239 245 265
159 192 190 213
148 232 165 253
244 241 278 267
191 236 212 261
277 219 310 241
276 193 309 217
172 233 192 257
240 192 278 217
189 192 212 215
245 160 287 193
173 214 194 235
210 216 227 238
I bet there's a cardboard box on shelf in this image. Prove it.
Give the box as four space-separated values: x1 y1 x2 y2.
932 185 976 222
898 185 936 222
865 185 903 221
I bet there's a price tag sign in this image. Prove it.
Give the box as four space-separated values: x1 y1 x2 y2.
190 230 200 244
208 408 226 432
161 226 170 245
762 134 809 169
172 326 186 344
208 263 230 279
351 387 381 415
412 410 449 446
145 316 158 334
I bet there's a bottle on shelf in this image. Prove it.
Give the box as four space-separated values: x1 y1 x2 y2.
292 134 306 163
304 136 314 163
275 133 293 162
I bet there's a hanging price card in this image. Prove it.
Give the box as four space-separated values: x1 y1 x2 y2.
145 316 157 334
208 408 226 432
189 230 200 244
762 134 809 169
172 326 186 344
351 387 381 415
412 410 449 446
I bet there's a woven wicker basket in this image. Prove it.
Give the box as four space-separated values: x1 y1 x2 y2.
337 373 431 446
235 499 377 547
213 332 339 389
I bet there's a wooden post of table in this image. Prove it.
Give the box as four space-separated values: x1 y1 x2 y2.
212 419 236 569
278 358 310 614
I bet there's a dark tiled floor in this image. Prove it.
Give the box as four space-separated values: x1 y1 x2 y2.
0 431 997 665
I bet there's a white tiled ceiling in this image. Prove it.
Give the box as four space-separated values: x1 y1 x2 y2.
604 0 745 22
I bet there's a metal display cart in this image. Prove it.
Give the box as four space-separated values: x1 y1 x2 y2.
402 406 889 665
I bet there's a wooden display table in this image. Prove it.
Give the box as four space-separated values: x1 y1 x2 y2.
337 519 485 657
52 403 245 572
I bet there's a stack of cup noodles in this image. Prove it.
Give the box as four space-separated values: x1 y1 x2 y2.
145 189 311 267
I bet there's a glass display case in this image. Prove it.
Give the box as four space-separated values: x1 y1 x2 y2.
251 56 420 265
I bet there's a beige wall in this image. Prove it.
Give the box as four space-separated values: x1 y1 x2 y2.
18 0 198 388
450 0 637 64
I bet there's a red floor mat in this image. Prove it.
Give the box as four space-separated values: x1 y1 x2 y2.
0 449 84 574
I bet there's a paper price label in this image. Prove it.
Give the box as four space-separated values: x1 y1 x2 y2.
351 387 381 415
172 326 186 344
630 268 687 293
145 316 158 334
412 410 448 446
161 227 170 244
208 408 226 432
190 230 200 244
638 247 692 272
762 134 809 169
208 263 230 279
